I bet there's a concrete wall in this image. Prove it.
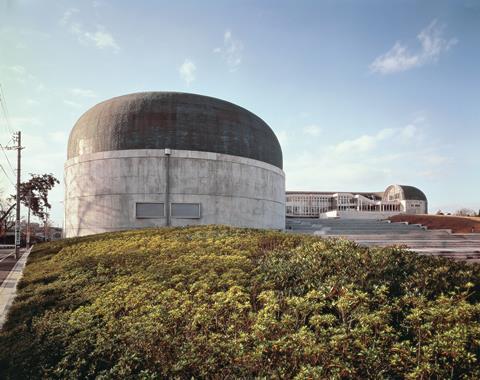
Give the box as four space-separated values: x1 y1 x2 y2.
403 200 427 214
64 149 285 237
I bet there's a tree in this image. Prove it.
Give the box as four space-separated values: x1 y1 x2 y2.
0 173 59 225
0 194 15 239
18 173 60 220
454 208 476 217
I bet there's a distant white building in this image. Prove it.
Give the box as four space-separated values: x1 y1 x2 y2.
286 184 427 219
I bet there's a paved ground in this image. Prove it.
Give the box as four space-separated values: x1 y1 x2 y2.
0 247 30 328
287 218 480 264
0 249 18 287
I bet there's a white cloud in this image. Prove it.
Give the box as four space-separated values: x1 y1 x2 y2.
286 151 393 191
284 118 450 192
35 83 46 92
26 99 40 106
83 27 119 51
60 8 79 26
370 20 457 74
0 65 47 94
418 21 457 59
214 29 244 72
9 116 44 128
49 131 67 143
70 88 96 98
331 125 420 155
179 59 196 85
334 135 377 154
400 124 417 139
63 100 82 108
60 8 119 52
1 65 35 84
7 65 26 75
423 153 450 166
333 128 395 154
303 124 322 137
370 43 420 74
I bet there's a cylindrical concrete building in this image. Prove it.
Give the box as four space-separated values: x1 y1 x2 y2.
64 92 285 237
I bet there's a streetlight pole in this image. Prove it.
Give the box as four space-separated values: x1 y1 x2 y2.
26 190 32 249
44 213 48 242
165 148 171 227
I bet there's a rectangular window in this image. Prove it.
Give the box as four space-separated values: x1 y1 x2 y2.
136 202 165 219
171 203 201 219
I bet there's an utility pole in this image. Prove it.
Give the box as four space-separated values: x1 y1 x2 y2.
14 132 22 259
6 132 23 259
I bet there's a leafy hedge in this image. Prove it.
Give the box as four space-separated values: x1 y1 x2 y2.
1 226 480 379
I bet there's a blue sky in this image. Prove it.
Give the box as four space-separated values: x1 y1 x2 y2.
1 0 479 225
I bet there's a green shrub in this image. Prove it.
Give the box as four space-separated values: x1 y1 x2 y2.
1 226 479 379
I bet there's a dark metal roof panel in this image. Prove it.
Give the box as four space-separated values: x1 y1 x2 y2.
67 92 283 169
399 185 427 201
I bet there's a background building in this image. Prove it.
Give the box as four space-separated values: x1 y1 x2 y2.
286 184 427 219
65 92 285 237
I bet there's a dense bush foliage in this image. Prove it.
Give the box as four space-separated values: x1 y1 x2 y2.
1 226 480 379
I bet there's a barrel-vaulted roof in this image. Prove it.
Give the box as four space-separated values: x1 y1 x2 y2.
398 185 427 201
383 184 427 202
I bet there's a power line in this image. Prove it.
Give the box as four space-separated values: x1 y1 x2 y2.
0 161 15 186
0 141 15 176
0 86 21 181
0 83 16 181
0 84 13 134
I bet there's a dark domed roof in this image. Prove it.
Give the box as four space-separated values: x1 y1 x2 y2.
67 92 283 169
398 185 427 201
383 184 427 202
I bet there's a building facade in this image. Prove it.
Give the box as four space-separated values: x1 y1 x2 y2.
65 92 285 237
286 185 427 219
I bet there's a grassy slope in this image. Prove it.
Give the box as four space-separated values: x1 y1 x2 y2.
1 226 480 379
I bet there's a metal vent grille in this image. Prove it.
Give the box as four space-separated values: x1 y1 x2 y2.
171 203 201 219
136 203 165 218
